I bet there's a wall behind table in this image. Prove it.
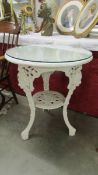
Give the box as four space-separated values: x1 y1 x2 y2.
69 51 98 117
8 51 98 117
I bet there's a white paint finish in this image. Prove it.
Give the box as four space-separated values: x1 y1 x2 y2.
5 45 92 67
18 65 81 139
5 45 92 140
33 90 65 109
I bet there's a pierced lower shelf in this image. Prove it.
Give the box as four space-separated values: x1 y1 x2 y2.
33 90 65 110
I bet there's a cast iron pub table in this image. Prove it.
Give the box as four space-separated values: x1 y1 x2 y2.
5 44 92 140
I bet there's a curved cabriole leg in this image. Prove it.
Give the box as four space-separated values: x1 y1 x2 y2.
21 91 36 140
18 65 41 140
63 66 82 136
63 87 76 136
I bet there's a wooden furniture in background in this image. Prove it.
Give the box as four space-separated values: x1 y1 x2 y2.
0 21 20 113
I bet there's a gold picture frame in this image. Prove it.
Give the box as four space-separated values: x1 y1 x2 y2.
56 0 85 35
74 0 98 37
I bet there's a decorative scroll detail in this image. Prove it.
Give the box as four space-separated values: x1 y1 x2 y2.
63 66 82 136
33 90 65 109
65 66 82 90
17 65 82 140
18 65 41 93
18 65 41 140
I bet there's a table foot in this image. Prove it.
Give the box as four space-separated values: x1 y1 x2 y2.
69 128 76 136
21 130 29 140
63 109 76 136
21 108 36 140
18 65 41 140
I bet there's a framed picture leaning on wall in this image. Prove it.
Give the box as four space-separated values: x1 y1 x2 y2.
56 0 84 35
74 0 98 37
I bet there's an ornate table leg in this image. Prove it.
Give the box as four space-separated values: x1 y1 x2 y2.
63 66 82 136
18 65 41 140
42 72 52 91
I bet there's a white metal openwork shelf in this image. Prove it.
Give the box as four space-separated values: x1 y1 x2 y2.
33 90 65 109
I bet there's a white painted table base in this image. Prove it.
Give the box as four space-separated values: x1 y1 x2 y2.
5 44 92 140
18 65 82 140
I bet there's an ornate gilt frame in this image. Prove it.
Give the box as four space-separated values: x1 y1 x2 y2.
74 0 98 37
56 0 85 35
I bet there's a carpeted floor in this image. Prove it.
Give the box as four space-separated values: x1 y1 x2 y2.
0 95 98 175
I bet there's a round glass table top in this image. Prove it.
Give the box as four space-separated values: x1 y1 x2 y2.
5 45 93 67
